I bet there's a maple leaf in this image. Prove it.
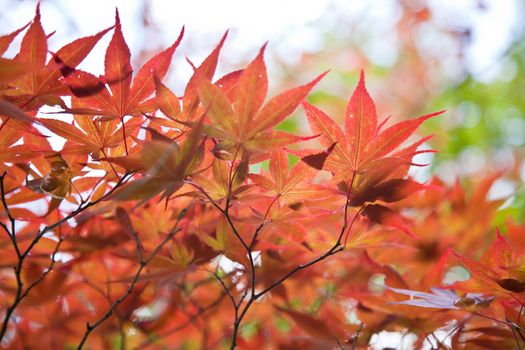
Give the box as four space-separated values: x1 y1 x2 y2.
304 71 443 202
249 150 334 207
63 219 130 254
451 230 525 295
202 217 250 266
0 21 36 85
64 10 183 118
0 117 52 172
38 117 122 156
65 10 184 115
275 305 347 342
362 203 414 237
0 21 29 56
1 4 112 111
151 31 231 136
192 158 252 201
113 120 204 201
0 58 38 86
197 45 327 161
61 10 183 153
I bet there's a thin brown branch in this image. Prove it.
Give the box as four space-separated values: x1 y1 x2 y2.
19 236 64 301
212 271 238 308
0 173 131 342
22 173 131 259
228 201 359 349
189 167 361 349
0 172 20 258
76 209 186 349
0 172 15 224
248 195 279 250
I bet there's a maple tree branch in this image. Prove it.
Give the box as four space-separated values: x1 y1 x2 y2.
22 173 131 259
0 236 65 340
242 196 280 306
195 166 360 349
100 147 121 179
226 197 361 349
0 172 23 341
0 173 18 244
209 210 254 349
248 195 279 250
343 206 364 248
337 190 354 246
230 208 359 349
223 161 250 244
186 180 222 209
18 236 64 301
0 172 15 225
337 171 357 247
254 198 359 299
76 209 186 349
188 175 259 349
0 234 64 341
470 310 525 333
223 210 250 251
229 297 255 350
0 259 23 342
0 172 21 259
225 145 241 207
212 271 238 308
0 174 130 343
219 188 259 349
254 247 344 300
507 318 525 350
221 147 252 251
77 264 147 349
185 180 250 250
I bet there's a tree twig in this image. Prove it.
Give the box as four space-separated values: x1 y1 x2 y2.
76 209 187 349
0 173 131 342
193 170 359 349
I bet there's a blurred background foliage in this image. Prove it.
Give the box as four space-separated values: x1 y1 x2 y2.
277 0 525 224
1 0 524 221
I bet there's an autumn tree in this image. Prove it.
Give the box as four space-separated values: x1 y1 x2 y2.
0 5 524 350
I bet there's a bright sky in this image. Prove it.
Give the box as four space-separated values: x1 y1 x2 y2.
0 0 521 90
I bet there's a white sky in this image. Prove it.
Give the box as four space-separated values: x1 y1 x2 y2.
0 0 521 92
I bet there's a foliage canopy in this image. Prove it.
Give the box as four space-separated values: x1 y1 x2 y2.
0 5 524 350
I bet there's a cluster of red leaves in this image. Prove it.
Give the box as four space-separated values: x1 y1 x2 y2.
0 6 524 350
